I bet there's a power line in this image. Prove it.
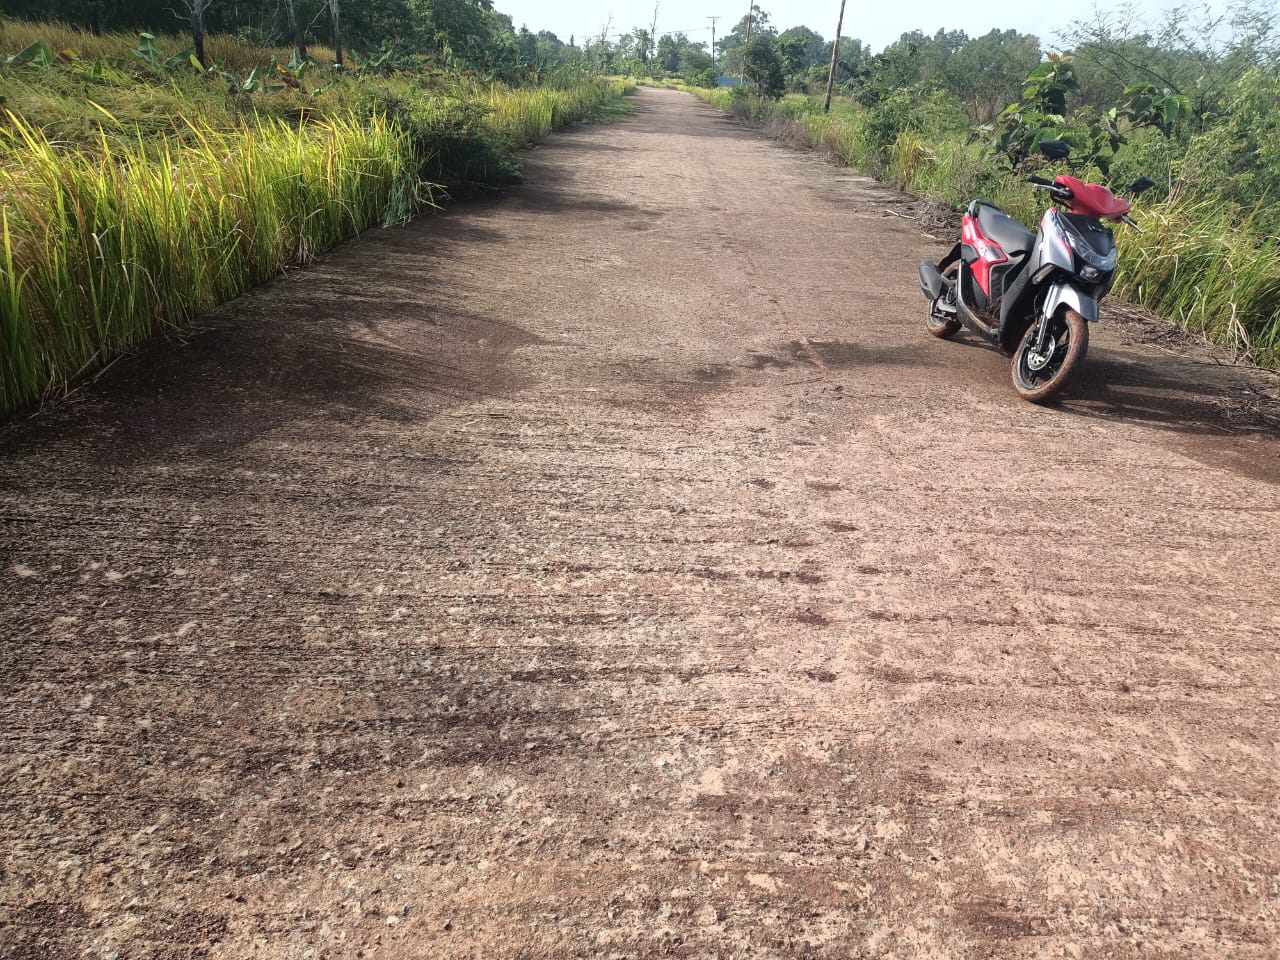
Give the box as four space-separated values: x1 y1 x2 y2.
566 25 717 39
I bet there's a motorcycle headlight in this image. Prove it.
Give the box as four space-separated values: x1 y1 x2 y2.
1080 265 1101 281
1060 220 1117 271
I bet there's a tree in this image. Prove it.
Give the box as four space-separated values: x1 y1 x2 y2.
282 0 307 60
851 34 922 105
329 0 343 66
176 0 215 65
678 47 714 80
628 28 653 64
943 29 1042 121
0 0 173 34
718 5 774 74
742 35 784 97
776 25 825 78
656 32 707 74
831 36 866 83
1059 0 1280 127
530 30 567 70
1188 68 1280 232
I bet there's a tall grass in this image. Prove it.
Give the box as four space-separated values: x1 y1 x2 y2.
0 20 338 72
1116 196 1280 359
0 114 420 413
677 84 1280 368
489 78 635 145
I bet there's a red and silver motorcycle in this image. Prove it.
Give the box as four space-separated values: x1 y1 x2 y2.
918 140 1155 402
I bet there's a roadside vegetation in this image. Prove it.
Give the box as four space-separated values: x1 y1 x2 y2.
627 3 1280 369
0 4 633 416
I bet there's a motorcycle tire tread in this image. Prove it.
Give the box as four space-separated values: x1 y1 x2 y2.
1011 309 1089 404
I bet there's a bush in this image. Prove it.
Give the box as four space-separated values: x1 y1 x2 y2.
692 68 717 88
863 90 924 166
742 36 785 100
358 86 520 188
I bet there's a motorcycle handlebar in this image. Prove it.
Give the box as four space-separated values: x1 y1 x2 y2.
1026 177 1074 201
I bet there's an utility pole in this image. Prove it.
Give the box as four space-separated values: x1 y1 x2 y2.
823 0 847 113
744 3 754 44
708 16 719 72
649 1 660 66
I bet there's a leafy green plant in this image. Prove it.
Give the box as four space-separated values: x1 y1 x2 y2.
1118 82 1190 137
988 54 1078 167
3 38 53 68
131 32 194 71
986 54 1133 174
349 41 419 77
692 67 717 88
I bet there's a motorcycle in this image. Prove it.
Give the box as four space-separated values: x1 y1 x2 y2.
918 139 1155 403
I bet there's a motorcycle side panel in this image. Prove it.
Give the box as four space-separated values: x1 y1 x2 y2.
960 214 1007 299
919 260 944 299
1028 210 1075 278
987 255 1026 304
997 217 1068 353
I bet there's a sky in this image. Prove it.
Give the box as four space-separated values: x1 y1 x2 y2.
494 0 1188 54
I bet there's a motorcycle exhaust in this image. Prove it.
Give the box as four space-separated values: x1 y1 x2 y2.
919 260 946 300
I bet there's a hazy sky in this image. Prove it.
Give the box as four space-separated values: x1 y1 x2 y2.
495 0 1188 54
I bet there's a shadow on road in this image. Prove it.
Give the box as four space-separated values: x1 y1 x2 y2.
1060 348 1280 440
0 216 540 469
914 331 1278 442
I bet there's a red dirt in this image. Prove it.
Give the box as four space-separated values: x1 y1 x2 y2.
2 87 1279 959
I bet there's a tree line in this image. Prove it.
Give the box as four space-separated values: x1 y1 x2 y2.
0 0 582 80
7 0 1276 216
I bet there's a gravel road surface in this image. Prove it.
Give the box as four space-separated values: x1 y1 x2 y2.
3 87 1280 959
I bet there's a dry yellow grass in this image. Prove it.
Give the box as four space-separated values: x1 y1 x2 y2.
0 20 336 71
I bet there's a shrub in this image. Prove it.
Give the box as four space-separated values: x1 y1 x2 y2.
357 86 520 187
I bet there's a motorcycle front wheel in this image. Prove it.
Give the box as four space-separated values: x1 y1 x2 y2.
1011 309 1089 404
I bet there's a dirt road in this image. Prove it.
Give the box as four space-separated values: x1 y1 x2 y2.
3 87 1280 959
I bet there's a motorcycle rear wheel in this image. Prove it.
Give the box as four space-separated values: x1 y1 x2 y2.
1011 309 1089 404
925 261 962 339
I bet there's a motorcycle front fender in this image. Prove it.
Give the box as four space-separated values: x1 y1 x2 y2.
1043 283 1099 323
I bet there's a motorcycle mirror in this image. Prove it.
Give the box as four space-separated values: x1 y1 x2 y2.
1128 175 1157 195
1038 139 1071 160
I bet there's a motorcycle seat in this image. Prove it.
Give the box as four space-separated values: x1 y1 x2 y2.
973 202 1035 257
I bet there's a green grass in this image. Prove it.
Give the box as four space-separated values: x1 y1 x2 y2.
489 77 636 145
677 84 1280 369
0 113 420 413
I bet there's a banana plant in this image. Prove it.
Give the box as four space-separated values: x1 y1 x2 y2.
3 39 54 69
276 52 340 97
238 66 287 94
132 33 195 71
